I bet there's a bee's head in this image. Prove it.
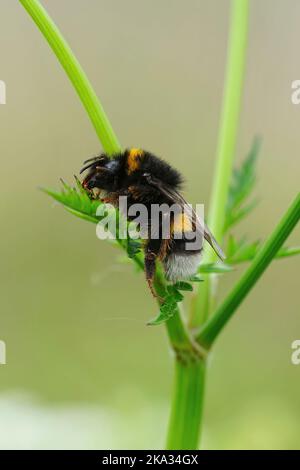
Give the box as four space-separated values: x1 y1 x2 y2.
80 155 121 191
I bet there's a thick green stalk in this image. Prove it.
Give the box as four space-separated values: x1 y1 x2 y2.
197 193 300 348
19 0 121 155
191 0 249 327
166 359 206 450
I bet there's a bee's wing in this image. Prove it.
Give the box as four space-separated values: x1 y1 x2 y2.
201 219 225 261
145 174 225 260
171 188 225 261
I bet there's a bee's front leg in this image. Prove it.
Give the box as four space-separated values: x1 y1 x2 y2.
100 192 120 206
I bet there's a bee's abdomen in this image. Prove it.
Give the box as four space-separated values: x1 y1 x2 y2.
163 248 202 282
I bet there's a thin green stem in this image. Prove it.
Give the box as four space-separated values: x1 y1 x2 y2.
205 0 249 242
197 193 300 348
166 359 206 450
191 0 249 327
19 0 121 155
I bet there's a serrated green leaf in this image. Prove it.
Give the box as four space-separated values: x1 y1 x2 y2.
147 296 178 326
224 137 260 232
226 235 300 265
188 275 204 282
173 281 193 291
199 262 233 273
276 246 300 259
226 234 238 258
224 199 258 232
227 238 260 264
167 285 184 302
127 239 142 258
42 184 103 223
43 181 145 268
65 206 99 223
227 138 259 210
172 291 184 303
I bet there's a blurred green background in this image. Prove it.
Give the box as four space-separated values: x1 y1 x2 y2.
0 0 299 449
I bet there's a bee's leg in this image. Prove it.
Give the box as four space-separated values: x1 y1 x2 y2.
101 196 115 204
101 192 120 205
144 247 164 303
158 237 172 261
144 251 156 297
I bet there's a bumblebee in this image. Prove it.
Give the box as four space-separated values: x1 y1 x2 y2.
80 148 224 298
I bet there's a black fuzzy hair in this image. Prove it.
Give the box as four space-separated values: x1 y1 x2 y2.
139 151 184 189
81 149 184 193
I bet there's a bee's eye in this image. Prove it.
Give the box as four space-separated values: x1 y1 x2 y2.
105 160 119 172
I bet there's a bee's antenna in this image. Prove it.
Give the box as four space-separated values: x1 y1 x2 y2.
83 155 105 164
80 161 99 174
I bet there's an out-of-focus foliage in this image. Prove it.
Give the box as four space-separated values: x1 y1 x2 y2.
224 138 260 233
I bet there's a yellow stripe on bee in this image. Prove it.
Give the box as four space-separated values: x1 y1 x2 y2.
172 213 193 234
127 148 144 174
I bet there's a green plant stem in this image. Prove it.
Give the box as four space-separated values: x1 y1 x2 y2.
197 193 300 349
191 0 249 327
154 272 202 358
19 0 121 155
166 359 206 450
